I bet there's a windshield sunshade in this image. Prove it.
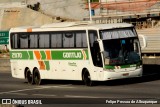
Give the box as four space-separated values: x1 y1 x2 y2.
100 28 136 40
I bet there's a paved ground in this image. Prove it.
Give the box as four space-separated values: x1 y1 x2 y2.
0 64 160 107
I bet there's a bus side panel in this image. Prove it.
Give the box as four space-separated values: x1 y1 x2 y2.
10 60 21 78
10 60 39 79
40 60 90 81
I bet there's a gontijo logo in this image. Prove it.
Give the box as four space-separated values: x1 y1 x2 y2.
63 52 82 58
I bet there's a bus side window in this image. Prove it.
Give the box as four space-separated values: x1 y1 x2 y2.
11 33 18 49
39 34 50 48
51 33 57 48
19 34 28 49
29 34 38 48
51 33 63 48
63 32 74 48
75 32 87 48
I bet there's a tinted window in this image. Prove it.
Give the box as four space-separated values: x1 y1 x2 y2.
63 33 74 48
19 34 28 48
29 34 38 48
11 34 18 49
11 31 88 49
39 34 50 48
51 33 62 48
88 31 98 47
75 32 87 48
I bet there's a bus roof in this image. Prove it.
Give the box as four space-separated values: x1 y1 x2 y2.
10 22 133 32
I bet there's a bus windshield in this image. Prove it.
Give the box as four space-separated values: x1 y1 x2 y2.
100 28 141 66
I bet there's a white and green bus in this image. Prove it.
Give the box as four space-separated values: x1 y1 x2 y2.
9 22 145 86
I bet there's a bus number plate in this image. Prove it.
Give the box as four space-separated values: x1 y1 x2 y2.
123 73 129 76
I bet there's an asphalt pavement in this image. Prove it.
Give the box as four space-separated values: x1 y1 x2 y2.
0 65 160 107
0 58 160 107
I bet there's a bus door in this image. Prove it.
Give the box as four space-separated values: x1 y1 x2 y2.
88 31 104 80
93 41 103 67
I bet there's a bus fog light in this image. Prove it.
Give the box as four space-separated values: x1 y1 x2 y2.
136 66 140 69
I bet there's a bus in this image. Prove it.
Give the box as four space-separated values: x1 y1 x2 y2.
9 22 146 86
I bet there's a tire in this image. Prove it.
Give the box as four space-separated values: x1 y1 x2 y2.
83 70 93 86
33 69 41 85
26 69 33 85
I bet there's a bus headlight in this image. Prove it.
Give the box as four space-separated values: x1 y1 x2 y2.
136 65 142 69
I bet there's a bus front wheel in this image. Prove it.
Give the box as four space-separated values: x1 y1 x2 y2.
26 69 33 85
33 69 41 85
83 70 93 86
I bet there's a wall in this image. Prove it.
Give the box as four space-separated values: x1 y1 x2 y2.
0 0 25 3
0 59 10 72
27 0 89 20
0 7 53 30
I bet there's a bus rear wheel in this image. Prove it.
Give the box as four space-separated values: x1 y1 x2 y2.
26 69 33 85
83 70 93 86
33 69 41 85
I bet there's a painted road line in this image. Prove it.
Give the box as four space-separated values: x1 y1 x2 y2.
65 95 100 98
0 85 75 95
0 87 48 94
5 93 57 97
38 84 74 88
6 93 28 96
33 94 57 97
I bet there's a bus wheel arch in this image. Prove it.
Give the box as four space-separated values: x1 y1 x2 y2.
82 68 93 86
33 68 42 85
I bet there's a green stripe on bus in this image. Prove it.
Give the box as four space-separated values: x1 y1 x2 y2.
44 61 50 70
51 50 89 60
10 51 33 60
10 50 89 60
28 51 34 59
10 51 29 60
40 51 46 60
120 64 136 68
104 62 141 69
104 65 115 69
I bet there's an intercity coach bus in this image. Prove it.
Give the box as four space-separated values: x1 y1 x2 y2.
9 22 145 86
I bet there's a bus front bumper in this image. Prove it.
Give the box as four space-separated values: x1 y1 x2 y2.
103 68 142 81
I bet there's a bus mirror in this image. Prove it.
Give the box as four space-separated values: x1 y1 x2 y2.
138 34 147 49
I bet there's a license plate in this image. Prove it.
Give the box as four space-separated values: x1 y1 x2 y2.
123 73 129 76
